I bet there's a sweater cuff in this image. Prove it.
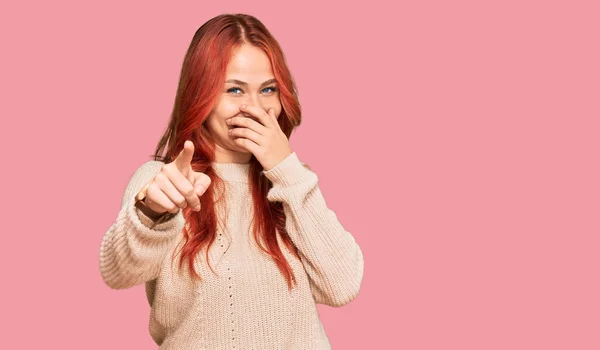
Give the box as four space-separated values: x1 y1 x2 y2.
262 152 311 186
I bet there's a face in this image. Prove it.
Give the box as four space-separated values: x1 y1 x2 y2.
205 43 282 163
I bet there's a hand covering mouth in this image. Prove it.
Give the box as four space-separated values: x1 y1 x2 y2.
228 116 260 128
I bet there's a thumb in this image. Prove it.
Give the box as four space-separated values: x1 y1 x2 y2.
174 140 194 176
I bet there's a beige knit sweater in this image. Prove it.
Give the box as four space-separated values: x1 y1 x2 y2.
99 152 364 349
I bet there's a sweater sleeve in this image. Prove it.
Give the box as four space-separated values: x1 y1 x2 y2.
99 160 184 290
262 152 364 307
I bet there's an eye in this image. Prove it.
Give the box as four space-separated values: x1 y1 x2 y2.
262 86 278 94
227 87 243 95
226 86 279 95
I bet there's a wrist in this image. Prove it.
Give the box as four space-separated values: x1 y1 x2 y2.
134 182 178 228
138 198 166 219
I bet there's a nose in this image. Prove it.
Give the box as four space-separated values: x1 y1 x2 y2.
244 93 262 110
240 95 267 119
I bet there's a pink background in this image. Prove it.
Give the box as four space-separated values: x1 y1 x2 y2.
1 0 599 349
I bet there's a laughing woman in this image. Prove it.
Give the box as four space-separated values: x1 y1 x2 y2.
99 13 364 350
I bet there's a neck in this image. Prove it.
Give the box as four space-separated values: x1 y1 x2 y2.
213 144 252 164
212 161 251 183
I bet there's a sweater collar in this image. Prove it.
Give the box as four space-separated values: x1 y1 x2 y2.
212 162 251 183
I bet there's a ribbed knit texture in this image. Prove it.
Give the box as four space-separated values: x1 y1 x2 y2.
99 152 364 349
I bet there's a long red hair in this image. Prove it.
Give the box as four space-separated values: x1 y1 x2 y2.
150 13 304 291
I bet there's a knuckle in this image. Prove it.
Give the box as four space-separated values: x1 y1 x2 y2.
182 187 195 198
146 180 157 194
161 163 175 176
145 184 157 200
164 164 176 175
154 172 167 183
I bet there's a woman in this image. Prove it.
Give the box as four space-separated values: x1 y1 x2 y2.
99 13 364 349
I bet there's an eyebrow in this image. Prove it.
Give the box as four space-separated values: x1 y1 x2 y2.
225 78 277 87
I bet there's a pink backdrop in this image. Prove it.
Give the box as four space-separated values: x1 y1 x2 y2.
2 0 599 349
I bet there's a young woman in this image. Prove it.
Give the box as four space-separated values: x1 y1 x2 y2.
99 13 364 349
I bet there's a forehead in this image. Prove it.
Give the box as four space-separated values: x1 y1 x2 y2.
225 44 274 82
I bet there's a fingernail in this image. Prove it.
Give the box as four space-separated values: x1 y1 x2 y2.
196 185 205 194
194 205 201 211
240 104 247 109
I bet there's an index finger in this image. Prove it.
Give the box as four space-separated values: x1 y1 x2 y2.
239 104 274 128
174 140 194 176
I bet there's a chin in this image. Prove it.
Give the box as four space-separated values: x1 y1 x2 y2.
237 146 252 154
229 140 251 153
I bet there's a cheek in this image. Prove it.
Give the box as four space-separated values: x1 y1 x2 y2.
212 99 240 120
271 100 283 119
